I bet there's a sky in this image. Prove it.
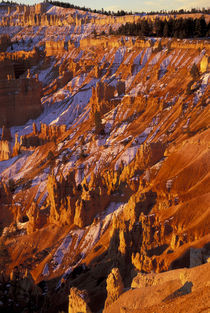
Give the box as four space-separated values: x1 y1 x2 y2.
17 0 209 12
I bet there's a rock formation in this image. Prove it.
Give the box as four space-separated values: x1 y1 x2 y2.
69 287 92 313
200 54 209 73
90 80 125 118
0 78 42 127
103 262 210 313
104 268 124 309
0 126 12 161
20 123 67 148
0 34 11 52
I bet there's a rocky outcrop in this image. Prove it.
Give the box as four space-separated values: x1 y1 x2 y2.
90 80 125 118
0 182 13 233
104 268 124 310
104 262 210 313
19 122 66 148
47 172 78 226
12 133 21 157
0 126 12 161
200 54 209 73
26 201 47 234
47 171 110 228
0 140 11 161
0 78 42 127
0 34 11 52
69 287 92 313
45 40 66 57
35 2 48 14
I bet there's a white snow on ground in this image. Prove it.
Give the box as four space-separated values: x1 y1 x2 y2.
194 72 209 104
181 57 191 68
113 47 126 64
171 50 181 66
129 82 144 96
168 118 179 133
61 154 78 177
160 54 173 69
67 74 87 93
124 51 134 65
46 5 67 15
79 201 125 256
100 202 124 232
80 222 101 256
42 263 49 276
149 51 162 65
183 118 190 129
0 156 19 175
202 72 209 85
38 61 57 84
192 54 203 66
33 168 50 204
52 234 73 271
71 228 85 250
114 146 138 170
31 167 50 188
125 75 135 89
174 51 186 67
109 122 128 141
74 50 84 62
0 152 32 181
52 202 125 280
11 150 40 181
133 50 144 65
148 109 174 143
12 76 95 132
141 48 152 67
133 126 153 145
103 107 118 134
75 164 85 185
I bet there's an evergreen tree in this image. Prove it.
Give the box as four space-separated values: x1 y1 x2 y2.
157 40 162 51
109 26 114 35
0 239 11 271
163 22 169 37
154 18 164 37
190 63 200 80
94 111 104 135
141 20 151 36
199 16 207 36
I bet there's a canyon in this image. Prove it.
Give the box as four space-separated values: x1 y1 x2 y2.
0 2 209 313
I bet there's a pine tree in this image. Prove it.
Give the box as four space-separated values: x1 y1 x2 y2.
94 111 104 135
157 40 162 51
109 26 114 35
0 239 11 271
190 63 200 80
163 22 169 37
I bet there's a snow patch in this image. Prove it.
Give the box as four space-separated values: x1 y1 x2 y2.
52 234 72 271
115 146 138 170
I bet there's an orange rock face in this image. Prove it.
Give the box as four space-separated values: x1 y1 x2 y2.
0 78 42 127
